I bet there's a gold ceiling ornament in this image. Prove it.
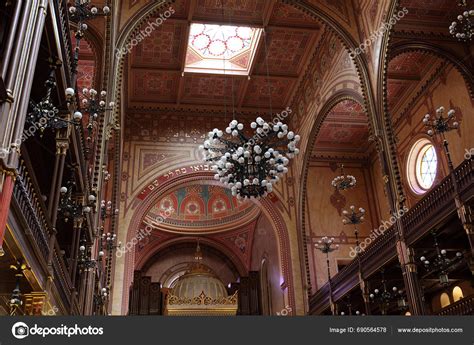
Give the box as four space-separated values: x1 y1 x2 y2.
167 291 238 306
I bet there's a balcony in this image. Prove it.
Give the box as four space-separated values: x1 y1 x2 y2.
309 158 474 314
438 294 474 316
11 156 79 314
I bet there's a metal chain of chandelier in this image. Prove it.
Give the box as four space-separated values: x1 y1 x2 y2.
200 118 300 199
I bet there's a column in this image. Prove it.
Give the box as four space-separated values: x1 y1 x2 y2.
23 292 47 315
396 236 425 315
44 141 68 304
458 203 474 274
0 0 49 253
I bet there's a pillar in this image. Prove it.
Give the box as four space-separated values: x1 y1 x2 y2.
0 0 49 252
396 238 425 315
23 292 47 315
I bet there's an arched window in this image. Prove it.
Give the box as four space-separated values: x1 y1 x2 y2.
452 286 464 302
440 292 450 308
407 139 438 194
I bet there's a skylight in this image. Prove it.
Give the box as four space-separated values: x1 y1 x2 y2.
184 23 262 75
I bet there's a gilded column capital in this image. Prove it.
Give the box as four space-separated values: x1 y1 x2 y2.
24 292 48 316
56 141 69 155
0 166 18 180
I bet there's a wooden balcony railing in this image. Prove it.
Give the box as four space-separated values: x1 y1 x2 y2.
12 159 52 259
438 294 474 316
309 158 474 315
12 157 77 314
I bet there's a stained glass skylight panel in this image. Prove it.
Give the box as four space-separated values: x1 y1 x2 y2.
184 23 262 75
417 145 437 189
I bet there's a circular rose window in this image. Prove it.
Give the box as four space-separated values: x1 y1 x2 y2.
407 139 438 194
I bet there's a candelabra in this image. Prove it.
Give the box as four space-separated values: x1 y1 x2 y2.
98 232 121 258
369 270 406 315
78 240 96 271
419 232 463 287
100 200 119 221
331 164 356 191
342 205 366 251
9 259 29 315
338 295 362 316
80 88 114 151
68 1 111 77
25 59 83 134
102 166 111 182
423 106 459 169
94 287 110 308
315 236 339 315
449 0 474 41
58 178 96 222
58 181 92 222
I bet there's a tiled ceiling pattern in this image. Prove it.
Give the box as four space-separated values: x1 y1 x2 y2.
387 51 442 112
313 100 369 154
397 0 462 30
126 0 322 113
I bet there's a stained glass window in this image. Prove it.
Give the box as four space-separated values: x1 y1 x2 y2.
416 144 437 189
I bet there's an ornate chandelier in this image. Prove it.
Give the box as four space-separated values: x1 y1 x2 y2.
419 232 463 287
200 117 300 199
423 106 459 136
331 164 356 191
449 1 474 41
25 60 83 133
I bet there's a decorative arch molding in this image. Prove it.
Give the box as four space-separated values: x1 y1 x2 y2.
297 90 366 296
387 41 474 99
137 237 246 277
372 0 403 215
119 171 296 314
110 0 173 127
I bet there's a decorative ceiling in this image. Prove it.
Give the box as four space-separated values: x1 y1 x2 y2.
312 100 369 156
142 182 260 234
125 0 323 113
395 0 465 35
387 51 443 114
